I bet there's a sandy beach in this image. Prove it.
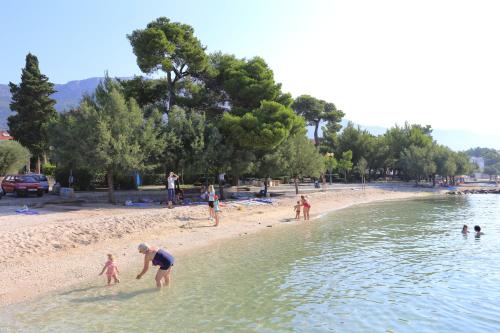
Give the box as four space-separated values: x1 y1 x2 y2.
0 186 434 307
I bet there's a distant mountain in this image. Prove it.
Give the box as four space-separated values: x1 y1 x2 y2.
0 77 103 128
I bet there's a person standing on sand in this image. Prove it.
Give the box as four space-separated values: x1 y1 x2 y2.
208 185 216 220
136 243 174 288
99 254 120 285
294 201 301 220
167 172 179 207
301 195 311 220
213 194 221 226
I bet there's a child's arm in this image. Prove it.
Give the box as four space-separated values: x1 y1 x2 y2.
116 266 120 274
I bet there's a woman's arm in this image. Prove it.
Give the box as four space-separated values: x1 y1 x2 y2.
99 264 107 276
136 256 150 279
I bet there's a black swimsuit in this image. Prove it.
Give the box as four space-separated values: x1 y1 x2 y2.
152 249 175 270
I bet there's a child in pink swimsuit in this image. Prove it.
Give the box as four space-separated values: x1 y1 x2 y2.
99 254 120 285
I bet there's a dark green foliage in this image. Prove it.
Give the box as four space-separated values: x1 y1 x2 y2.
49 77 162 202
119 76 169 113
128 17 210 110
54 167 94 190
41 162 56 176
337 150 354 183
163 106 205 172
8 53 57 168
220 101 303 151
292 95 344 147
399 145 436 183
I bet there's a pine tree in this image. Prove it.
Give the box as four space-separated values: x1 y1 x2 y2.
8 53 57 173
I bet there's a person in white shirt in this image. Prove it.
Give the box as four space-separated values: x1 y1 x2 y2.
167 172 178 206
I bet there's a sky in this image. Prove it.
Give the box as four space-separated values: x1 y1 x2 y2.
1 0 499 146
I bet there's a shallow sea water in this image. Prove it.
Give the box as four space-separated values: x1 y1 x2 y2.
1 195 499 332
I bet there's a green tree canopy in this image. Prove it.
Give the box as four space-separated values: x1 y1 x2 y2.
128 17 211 110
8 53 57 172
279 134 325 194
0 141 31 175
399 145 436 184
49 78 162 203
337 150 354 183
292 95 344 147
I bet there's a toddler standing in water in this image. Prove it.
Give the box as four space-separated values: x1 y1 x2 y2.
99 254 120 285
294 201 301 220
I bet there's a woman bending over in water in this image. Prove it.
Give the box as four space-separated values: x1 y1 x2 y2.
136 243 175 288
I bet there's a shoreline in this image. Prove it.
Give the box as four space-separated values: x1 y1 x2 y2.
0 186 436 307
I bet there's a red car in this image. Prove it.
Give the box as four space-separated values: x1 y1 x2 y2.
1 175 44 197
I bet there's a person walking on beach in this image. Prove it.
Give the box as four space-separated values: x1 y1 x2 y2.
99 254 120 285
167 172 179 208
208 185 216 220
301 195 311 220
294 200 301 220
136 243 174 288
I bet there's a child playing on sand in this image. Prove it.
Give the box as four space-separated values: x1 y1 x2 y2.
213 194 221 226
99 254 120 285
294 201 301 220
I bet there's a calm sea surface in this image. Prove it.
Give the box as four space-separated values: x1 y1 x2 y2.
1 195 499 333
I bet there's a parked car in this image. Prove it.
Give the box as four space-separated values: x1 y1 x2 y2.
31 174 49 193
1 175 44 197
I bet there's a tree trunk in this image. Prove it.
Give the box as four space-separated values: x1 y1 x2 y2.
36 156 41 174
107 169 115 204
263 176 269 196
344 171 347 183
294 176 299 194
167 72 176 112
231 173 239 186
218 172 225 201
313 121 320 147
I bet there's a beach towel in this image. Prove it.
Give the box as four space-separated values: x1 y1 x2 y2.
16 207 40 215
124 200 154 207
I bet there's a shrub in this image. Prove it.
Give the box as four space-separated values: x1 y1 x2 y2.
41 162 56 176
0 141 30 175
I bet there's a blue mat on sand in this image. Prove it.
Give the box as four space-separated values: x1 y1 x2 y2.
16 209 39 215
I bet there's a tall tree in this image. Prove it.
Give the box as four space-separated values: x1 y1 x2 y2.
279 134 325 194
162 106 206 173
399 145 436 184
292 95 344 147
356 157 368 189
8 53 57 173
49 77 161 203
219 100 304 184
337 150 354 183
128 17 211 111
